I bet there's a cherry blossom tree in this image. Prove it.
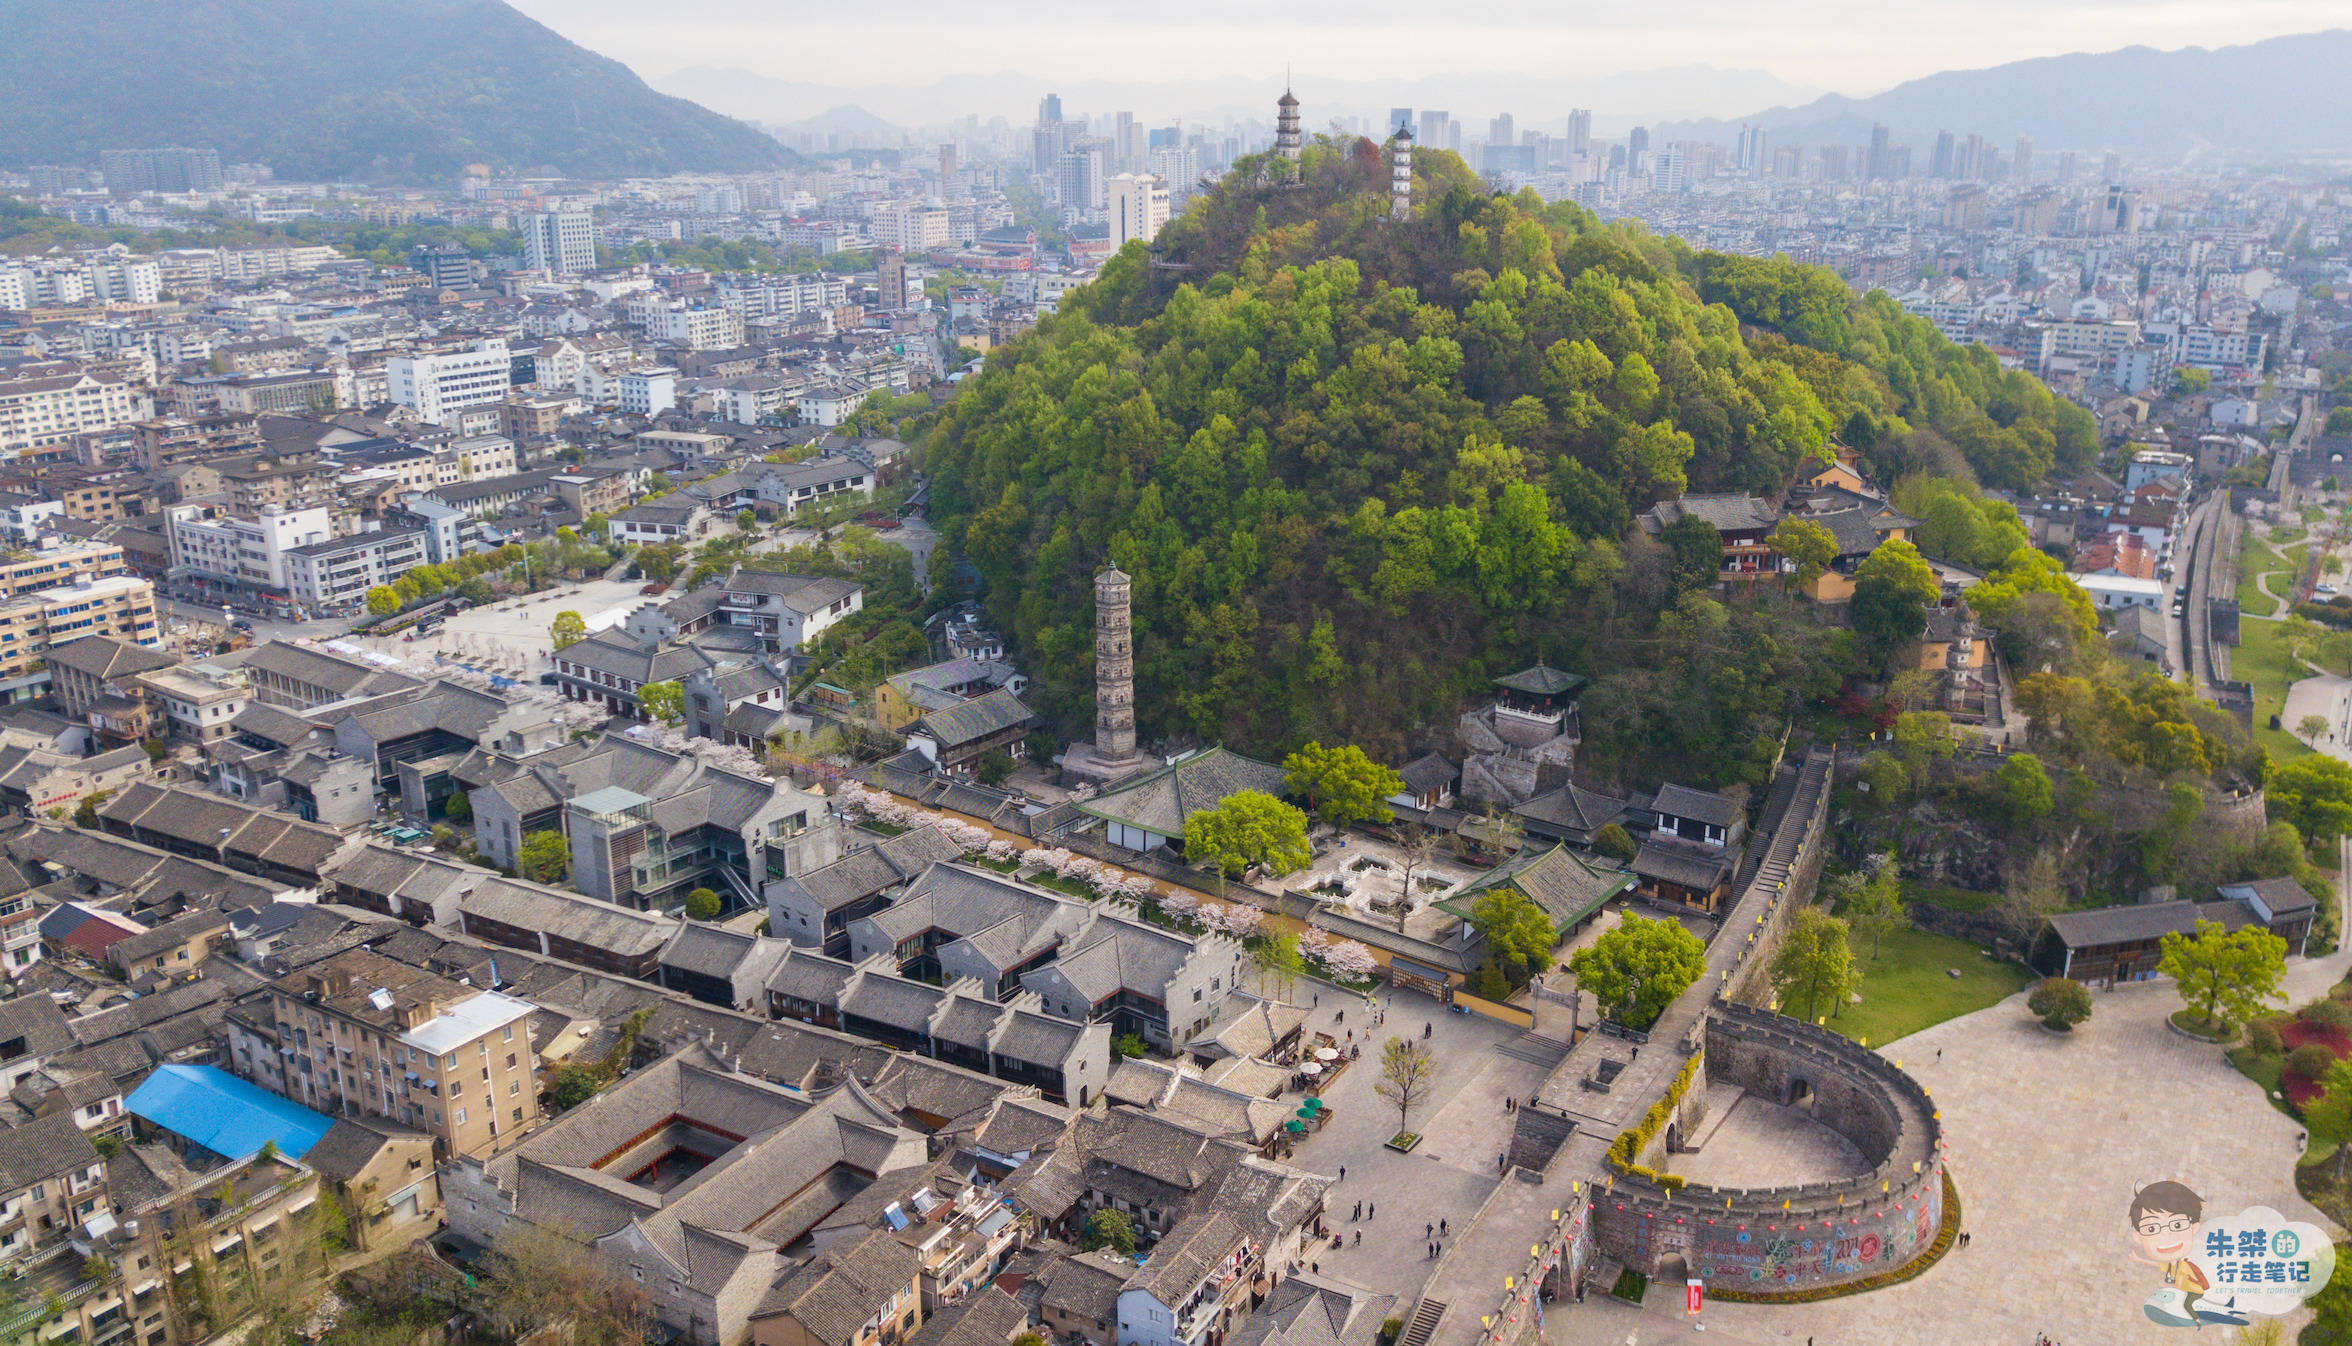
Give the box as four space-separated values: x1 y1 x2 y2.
1322 940 1379 980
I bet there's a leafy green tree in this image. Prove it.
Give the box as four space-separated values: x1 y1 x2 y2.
2159 919 2287 1033
364 585 399 616
1182 790 1311 877
2027 977 2093 1031
442 790 472 824
1770 906 1856 1024
638 680 685 726
516 830 570 885
637 544 680 584
1663 513 1723 594
2304 1060 2352 1181
1111 1033 1147 1061
976 750 1015 785
1764 516 1837 601
737 509 758 533
1849 540 1940 669
1991 752 2055 827
1252 931 1305 996
1967 548 2100 666
549 610 587 648
1566 912 1706 1029
1281 741 1405 826
1083 1209 1137 1256
1591 822 1637 862
1831 854 1906 961
1468 888 1557 987
2270 755 2352 844
684 887 721 921
2173 366 2211 395
547 1064 601 1112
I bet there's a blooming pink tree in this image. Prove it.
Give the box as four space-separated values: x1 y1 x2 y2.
1322 940 1379 980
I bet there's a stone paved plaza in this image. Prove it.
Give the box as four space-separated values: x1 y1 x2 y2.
1668 1091 1868 1190
1552 936 2349 1346
1279 987 1563 1301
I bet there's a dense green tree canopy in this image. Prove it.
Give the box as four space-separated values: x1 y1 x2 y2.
927 140 2097 769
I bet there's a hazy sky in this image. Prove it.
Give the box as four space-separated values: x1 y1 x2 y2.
508 0 2350 98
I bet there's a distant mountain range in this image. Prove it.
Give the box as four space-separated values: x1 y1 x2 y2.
0 0 793 181
1655 29 2352 160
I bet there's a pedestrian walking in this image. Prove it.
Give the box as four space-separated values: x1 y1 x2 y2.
1937 1047 1943 1062
1352 1201 1361 1221
1426 1222 1434 1239
1368 1203 1376 1220
1424 1022 1432 1039
1354 1231 1361 1247
1439 1218 1448 1235
1338 1165 1346 1182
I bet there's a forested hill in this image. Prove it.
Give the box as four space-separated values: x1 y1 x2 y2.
0 0 794 181
925 140 2096 780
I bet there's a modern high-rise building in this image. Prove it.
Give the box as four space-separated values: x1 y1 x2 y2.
2057 151 2078 185
1489 113 1515 148
1150 146 1202 203
1056 145 1105 209
1735 124 1767 172
1628 126 1651 178
1930 130 1956 178
878 250 908 311
1419 110 1453 156
1107 174 1170 248
2101 151 2123 182
1567 109 1592 159
1390 107 1416 137
1113 112 1143 171
2012 136 2033 182
99 147 223 194
1039 93 1063 125
520 207 595 275
1819 144 1850 181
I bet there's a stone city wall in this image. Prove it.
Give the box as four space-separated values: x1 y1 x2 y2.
1590 1003 1944 1294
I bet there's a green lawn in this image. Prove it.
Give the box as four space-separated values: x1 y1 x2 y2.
1821 926 2037 1048
2238 527 2299 617
2236 618 2314 764
1903 880 1998 913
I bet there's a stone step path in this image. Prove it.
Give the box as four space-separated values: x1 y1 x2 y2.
1493 1032 1571 1067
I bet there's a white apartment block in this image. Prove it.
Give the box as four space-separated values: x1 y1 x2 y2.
0 371 142 457
388 342 512 425
716 273 847 319
522 208 597 275
1107 173 1170 248
442 434 518 481
618 367 678 416
648 305 745 351
870 202 953 251
284 528 432 611
165 505 333 591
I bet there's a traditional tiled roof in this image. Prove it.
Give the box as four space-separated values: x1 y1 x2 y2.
911 686 1033 750
1631 840 1733 891
1650 783 1743 828
1445 844 1632 929
1075 747 1287 839
1640 493 1777 534
47 636 175 682
1492 663 1583 697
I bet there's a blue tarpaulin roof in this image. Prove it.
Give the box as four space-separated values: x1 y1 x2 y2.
125 1065 336 1161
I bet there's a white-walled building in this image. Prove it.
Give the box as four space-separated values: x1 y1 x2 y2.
388 342 511 425
1108 173 1171 249
0 370 143 457
165 505 333 591
521 207 597 275
617 367 677 416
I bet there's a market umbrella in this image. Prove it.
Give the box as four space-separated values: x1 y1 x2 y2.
1285 1120 1305 1133
1301 1062 1322 1076
1297 1107 1318 1119
1305 1096 1323 1108
1316 1047 1339 1061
